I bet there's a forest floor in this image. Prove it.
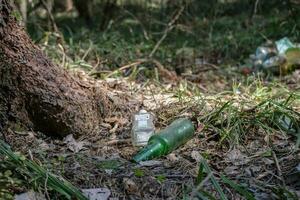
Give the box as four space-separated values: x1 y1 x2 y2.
4 65 300 199
1 3 300 199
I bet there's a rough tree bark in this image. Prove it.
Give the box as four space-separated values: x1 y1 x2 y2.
0 0 106 137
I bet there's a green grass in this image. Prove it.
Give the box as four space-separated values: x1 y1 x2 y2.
195 81 300 146
134 168 145 177
187 154 255 200
195 155 228 200
156 77 299 146
220 174 255 200
0 168 22 200
0 140 88 200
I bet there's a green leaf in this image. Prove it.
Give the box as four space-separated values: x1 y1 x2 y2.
196 162 206 184
155 175 166 183
134 168 144 177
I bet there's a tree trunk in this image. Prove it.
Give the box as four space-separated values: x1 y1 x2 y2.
0 0 106 137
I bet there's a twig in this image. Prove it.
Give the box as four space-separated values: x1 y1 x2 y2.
165 174 191 178
149 5 185 58
123 9 149 40
105 58 178 81
40 0 59 33
0 123 6 142
272 150 286 186
0 105 8 143
198 63 219 71
253 0 260 16
105 59 147 78
28 1 42 15
151 59 178 81
58 44 66 68
44 172 50 200
146 84 159 110
88 57 102 75
82 41 94 61
89 70 112 76
106 139 130 145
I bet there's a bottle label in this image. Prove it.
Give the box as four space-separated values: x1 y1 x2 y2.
136 133 148 144
135 114 150 121
135 114 150 128
138 120 147 128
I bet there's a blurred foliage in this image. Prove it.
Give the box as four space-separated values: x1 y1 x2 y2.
15 0 300 72
0 162 22 200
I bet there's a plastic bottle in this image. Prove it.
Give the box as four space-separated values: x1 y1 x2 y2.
262 56 285 71
133 118 195 162
255 47 276 61
131 110 155 147
275 37 295 54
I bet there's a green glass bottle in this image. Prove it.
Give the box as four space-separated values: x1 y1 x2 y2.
133 118 195 162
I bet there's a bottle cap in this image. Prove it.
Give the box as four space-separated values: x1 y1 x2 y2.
139 109 148 114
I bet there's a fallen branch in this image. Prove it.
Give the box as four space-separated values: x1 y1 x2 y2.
105 60 146 78
272 150 286 186
149 5 185 58
105 59 178 81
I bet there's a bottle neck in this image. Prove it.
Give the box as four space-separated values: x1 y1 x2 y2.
133 141 164 162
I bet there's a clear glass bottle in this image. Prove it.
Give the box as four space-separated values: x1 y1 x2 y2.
131 110 155 147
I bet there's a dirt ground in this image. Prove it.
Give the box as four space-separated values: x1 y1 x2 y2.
4 68 300 199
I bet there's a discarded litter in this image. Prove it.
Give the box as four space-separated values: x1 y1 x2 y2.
131 109 155 147
82 188 111 200
133 118 195 162
275 37 295 55
244 37 300 75
14 191 46 200
255 47 276 61
262 56 285 70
